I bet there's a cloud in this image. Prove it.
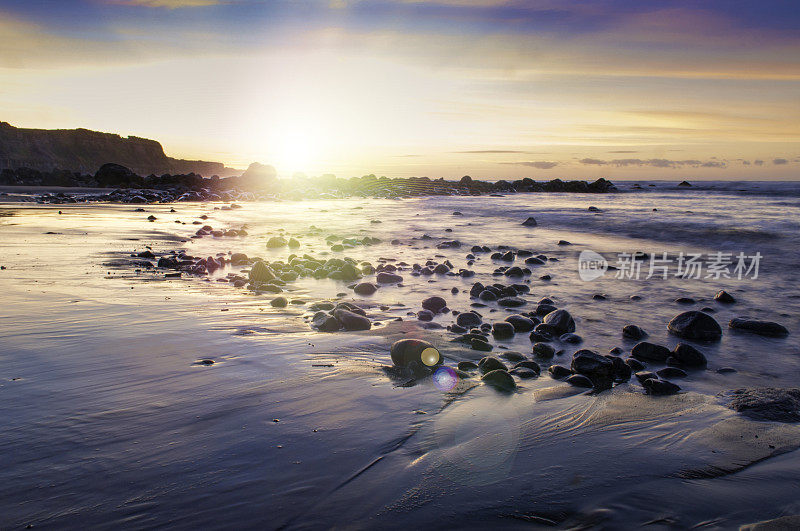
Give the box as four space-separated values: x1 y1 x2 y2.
455 150 529 154
773 158 789 165
579 158 727 169
503 161 559 169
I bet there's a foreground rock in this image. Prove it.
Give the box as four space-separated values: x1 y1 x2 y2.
571 350 613 391
723 388 800 422
729 318 789 338
543 309 576 335
481 369 516 392
390 339 442 368
667 310 722 341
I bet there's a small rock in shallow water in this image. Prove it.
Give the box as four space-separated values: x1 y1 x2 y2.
566 374 593 388
521 217 538 227
622 324 647 340
714 290 736 304
625 358 645 371
422 296 447 313
481 369 516 392
333 309 371 331
643 379 681 396
417 310 434 322
498 296 525 307
571 350 614 390
478 356 507 373
670 343 707 367
514 360 541 373
729 317 789 338
667 311 722 341
353 282 378 295
270 296 288 308
631 341 671 362
458 361 478 371
390 339 442 368
543 309 575 334
492 322 515 339
505 314 535 332
657 367 687 379
456 311 482 328
717 367 737 374
548 365 572 379
376 272 403 284
559 333 582 344
510 367 538 379
532 342 555 358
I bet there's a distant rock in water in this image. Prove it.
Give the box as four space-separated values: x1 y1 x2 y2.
239 162 278 189
677 180 692 187
714 290 736 304
521 217 538 227
729 318 789 337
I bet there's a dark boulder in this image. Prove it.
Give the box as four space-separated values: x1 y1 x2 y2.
571 349 614 390
456 312 482 328
729 318 789 338
643 379 681 396
353 282 378 295
481 369 516 392
478 356 507 374
333 309 371 331
422 296 447 313
622 324 647 340
543 309 576 334
667 311 722 341
376 272 403 284
631 341 671 362
390 339 442 368
714 290 736 304
492 322 515 339
670 343 707 367
505 314 535 332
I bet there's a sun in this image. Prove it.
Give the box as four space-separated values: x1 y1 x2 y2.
272 123 321 175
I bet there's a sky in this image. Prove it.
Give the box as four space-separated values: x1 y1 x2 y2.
1 0 799 180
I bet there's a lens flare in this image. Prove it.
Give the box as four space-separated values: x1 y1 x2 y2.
432 366 458 392
421 347 440 366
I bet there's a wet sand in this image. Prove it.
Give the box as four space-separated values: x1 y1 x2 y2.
1 192 799 529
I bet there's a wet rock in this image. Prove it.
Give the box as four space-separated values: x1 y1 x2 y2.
481 369 517 392
723 388 800 422
522 217 538 227
249 261 275 283
390 339 442 368
479 290 498 302
288 237 300 248
622 324 647 340
675 297 696 305
557 240 571 246
657 367 687 379
607 356 631 381
417 310 434 322
456 311 482 328
500 351 526 362
376 272 403 284
625 358 645 371
667 311 723 341
266 236 287 248
566 374 594 388
333 308 371 331
470 338 493 352
458 361 478 371
422 296 447 313
643 379 681 396
559 333 582 344
670 343 707 367
543 309 576 334
510 367 538 379
536 303 557 316
549 365 572 379
714 290 736 304
478 356 507 374
729 317 789 338
492 321 515 339
514 360 541 373
498 296 525 307
631 341 671 362
608 346 623 355
312 314 341 332
524 256 546 266
353 282 378 295
505 314 535 332
571 349 614 390
635 371 657 384
717 367 737 374
533 342 556 359
270 296 288 308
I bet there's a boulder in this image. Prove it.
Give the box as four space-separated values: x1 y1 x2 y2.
481 369 517 392
390 339 442 368
249 261 275 283
723 388 800 422
729 318 789 338
543 309 576 334
667 311 722 341
421 296 447 313
456 312 482 328
631 341 671 362
521 217 538 227
571 349 614 390
333 308 371 331
670 343 707 367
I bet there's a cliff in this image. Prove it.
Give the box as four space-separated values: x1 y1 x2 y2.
0 122 240 177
